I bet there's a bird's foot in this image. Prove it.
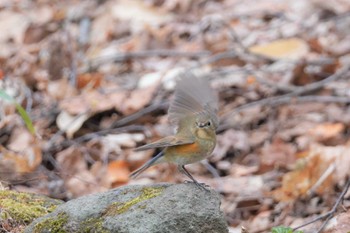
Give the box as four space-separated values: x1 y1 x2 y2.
184 180 210 191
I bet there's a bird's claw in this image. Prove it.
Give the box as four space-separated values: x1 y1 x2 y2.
184 180 210 191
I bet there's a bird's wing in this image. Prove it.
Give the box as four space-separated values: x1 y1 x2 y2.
168 72 219 130
134 135 195 151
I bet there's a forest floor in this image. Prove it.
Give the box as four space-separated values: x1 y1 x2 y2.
1 0 350 232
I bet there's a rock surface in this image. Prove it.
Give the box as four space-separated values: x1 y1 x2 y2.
25 183 228 233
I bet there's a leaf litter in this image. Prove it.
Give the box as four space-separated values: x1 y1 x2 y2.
1 0 350 232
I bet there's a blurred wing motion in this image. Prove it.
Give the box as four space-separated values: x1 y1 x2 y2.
134 135 195 151
168 72 219 129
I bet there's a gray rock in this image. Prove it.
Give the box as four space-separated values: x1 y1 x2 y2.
25 183 228 233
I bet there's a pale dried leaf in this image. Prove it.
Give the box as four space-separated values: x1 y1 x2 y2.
0 11 30 43
56 111 90 138
111 0 173 33
249 38 309 60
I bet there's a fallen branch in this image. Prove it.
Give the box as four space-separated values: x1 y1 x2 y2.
293 178 350 232
218 95 350 132
87 50 211 71
112 102 169 128
219 64 350 131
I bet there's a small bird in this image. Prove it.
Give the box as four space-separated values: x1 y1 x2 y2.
130 72 219 188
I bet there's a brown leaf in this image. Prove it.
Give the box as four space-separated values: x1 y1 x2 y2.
308 122 345 142
212 129 250 162
0 130 42 175
65 170 107 197
106 160 130 188
56 147 87 174
47 79 77 100
77 72 103 89
273 144 350 201
59 89 126 115
121 84 158 115
249 38 309 60
260 138 297 171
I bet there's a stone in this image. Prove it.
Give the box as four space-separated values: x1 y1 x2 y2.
25 183 228 233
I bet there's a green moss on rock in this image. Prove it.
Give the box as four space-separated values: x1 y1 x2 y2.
0 190 62 224
105 187 164 216
78 217 110 233
33 212 69 233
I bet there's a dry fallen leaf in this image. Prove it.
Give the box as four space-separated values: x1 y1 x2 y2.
260 138 297 171
59 89 125 115
111 0 173 33
273 144 350 201
77 72 104 89
0 11 30 43
47 79 77 100
249 38 309 60
307 122 345 142
65 170 106 197
56 147 87 174
56 111 90 139
56 147 107 197
120 84 159 115
106 160 130 187
212 129 250 163
0 128 42 175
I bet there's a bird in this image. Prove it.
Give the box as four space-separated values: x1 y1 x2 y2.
130 72 219 188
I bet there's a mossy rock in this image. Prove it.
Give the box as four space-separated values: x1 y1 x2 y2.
25 183 228 233
0 189 63 232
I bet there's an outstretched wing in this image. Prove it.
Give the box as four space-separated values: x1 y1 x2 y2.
168 72 219 130
134 135 195 151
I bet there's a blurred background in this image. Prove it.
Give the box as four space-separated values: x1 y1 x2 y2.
1 0 350 232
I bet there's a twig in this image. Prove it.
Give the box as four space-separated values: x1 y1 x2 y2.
64 22 78 87
88 50 210 70
219 64 350 130
293 178 350 232
73 125 146 144
218 95 350 132
112 102 169 128
44 125 146 153
190 50 239 69
290 64 350 96
78 17 90 47
307 163 336 196
220 19 247 53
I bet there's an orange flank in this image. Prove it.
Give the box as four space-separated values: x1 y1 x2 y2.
173 142 201 154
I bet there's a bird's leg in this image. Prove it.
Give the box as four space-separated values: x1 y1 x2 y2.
178 165 210 191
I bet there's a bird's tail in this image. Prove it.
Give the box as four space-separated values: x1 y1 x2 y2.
130 150 165 178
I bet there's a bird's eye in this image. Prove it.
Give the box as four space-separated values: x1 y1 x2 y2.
197 121 211 128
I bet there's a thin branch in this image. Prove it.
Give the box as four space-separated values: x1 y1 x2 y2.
45 124 147 152
218 95 350 132
293 178 350 232
307 163 336 196
112 102 169 128
220 64 350 129
290 64 350 96
87 50 211 70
